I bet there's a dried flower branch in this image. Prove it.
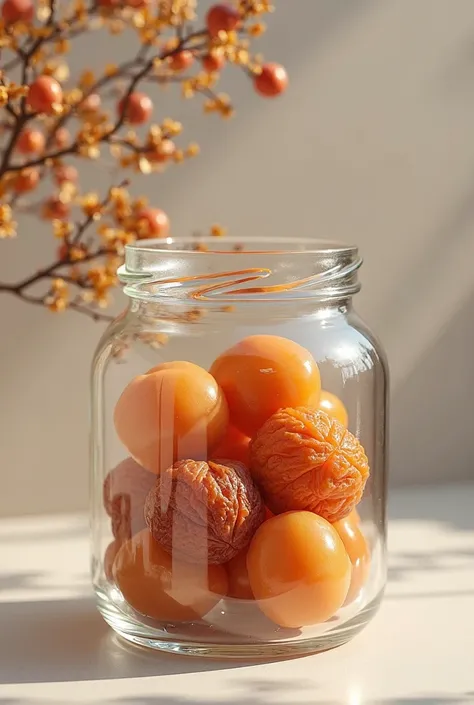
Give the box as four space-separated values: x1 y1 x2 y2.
0 0 288 321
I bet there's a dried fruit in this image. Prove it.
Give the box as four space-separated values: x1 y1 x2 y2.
210 335 321 437
247 511 351 628
212 425 250 466
318 390 348 427
333 515 370 604
114 361 229 474
104 539 122 581
114 529 228 621
103 457 156 540
250 408 369 523
144 459 265 564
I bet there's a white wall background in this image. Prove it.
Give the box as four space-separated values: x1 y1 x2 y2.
1 0 474 517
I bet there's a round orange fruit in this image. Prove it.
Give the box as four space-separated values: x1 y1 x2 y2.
333 515 370 604
114 529 228 621
318 390 348 427
210 335 321 436
114 361 228 474
247 512 351 628
226 548 254 600
212 425 250 466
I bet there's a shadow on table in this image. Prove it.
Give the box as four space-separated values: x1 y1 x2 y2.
0 693 473 705
0 596 290 685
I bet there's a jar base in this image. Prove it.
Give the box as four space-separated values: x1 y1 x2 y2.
97 589 384 660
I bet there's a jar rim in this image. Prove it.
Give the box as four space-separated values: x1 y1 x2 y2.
125 236 358 257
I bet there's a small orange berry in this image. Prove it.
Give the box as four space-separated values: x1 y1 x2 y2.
53 165 78 186
206 3 241 38
169 50 194 72
202 53 225 73
56 243 69 261
1 0 33 24
118 92 153 125
54 127 71 149
42 197 70 221
16 128 45 155
146 139 175 164
136 208 170 238
78 92 101 115
13 168 39 193
254 63 288 98
27 76 63 115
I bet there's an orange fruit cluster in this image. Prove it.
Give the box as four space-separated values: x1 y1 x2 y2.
106 335 371 628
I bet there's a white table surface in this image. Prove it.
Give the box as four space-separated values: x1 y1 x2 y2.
0 483 473 705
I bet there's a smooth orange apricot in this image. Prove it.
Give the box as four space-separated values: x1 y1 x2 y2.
318 390 348 427
212 425 250 466
247 512 351 628
104 539 122 581
114 361 228 474
114 529 228 621
210 335 321 436
226 549 254 600
333 515 370 604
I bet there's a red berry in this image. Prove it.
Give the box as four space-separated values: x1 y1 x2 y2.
54 165 78 186
78 93 101 114
54 127 70 149
118 92 153 125
137 208 170 238
202 53 225 73
1 0 34 24
13 168 40 193
168 50 194 72
254 63 289 98
206 3 240 38
16 128 45 155
27 76 63 115
42 197 70 220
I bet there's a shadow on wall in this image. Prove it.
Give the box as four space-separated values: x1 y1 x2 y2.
390 286 474 486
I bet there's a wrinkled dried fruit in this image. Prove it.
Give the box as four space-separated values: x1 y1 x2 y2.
104 539 122 581
247 511 351 628
145 459 265 564
114 529 228 621
114 361 229 474
210 335 321 436
250 408 369 523
103 457 156 540
333 515 371 604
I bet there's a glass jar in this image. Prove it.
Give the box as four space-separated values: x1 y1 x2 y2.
90 237 389 658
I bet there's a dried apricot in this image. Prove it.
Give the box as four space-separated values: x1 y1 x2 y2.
333 515 371 604
144 459 265 564
114 529 228 621
212 425 250 465
318 390 348 427
103 457 156 540
250 408 369 523
114 361 229 474
210 335 321 436
247 512 351 628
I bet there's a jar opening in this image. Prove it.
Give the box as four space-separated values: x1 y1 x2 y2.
119 237 362 304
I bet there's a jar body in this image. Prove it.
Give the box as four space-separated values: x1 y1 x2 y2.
90 244 388 658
